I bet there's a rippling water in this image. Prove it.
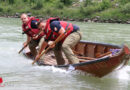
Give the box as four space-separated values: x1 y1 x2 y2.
0 17 130 90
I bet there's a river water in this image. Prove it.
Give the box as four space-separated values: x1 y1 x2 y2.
0 17 130 90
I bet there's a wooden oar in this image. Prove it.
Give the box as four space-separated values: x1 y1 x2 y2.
18 41 30 54
32 31 68 65
32 46 50 65
77 56 96 60
73 50 111 61
18 30 43 54
96 51 112 58
72 50 83 56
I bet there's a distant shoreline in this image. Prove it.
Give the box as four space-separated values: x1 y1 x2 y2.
0 0 130 24
0 14 130 24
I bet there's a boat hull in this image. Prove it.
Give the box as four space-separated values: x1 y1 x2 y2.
23 40 130 77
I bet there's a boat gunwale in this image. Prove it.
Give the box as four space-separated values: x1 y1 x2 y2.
23 41 130 77
55 56 110 68
41 41 125 68
79 40 122 48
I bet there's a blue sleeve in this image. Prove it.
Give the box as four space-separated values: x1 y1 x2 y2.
31 20 38 29
50 21 61 33
73 25 79 30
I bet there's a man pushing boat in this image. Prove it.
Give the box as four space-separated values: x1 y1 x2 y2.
20 13 44 57
33 17 82 65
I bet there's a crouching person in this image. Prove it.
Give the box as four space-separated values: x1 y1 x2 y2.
35 17 82 65
20 13 44 57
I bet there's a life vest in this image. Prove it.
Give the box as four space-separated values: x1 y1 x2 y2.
22 17 44 40
44 17 73 42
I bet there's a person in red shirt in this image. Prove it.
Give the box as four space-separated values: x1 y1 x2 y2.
20 13 44 57
35 18 82 65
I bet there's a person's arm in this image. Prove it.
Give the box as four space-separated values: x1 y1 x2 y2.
55 27 66 42
31 20 40 39
38 41 48 55
23 35 31 47
49 27 67 48
49 21 66 47
35 41 48 61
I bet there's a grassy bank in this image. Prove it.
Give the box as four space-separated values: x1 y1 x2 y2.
0 0 130 23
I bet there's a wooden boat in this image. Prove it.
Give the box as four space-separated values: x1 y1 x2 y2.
23 40 130 77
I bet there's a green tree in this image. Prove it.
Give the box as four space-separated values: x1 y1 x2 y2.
121 3 130 14
29 0 36 6
33 0 43 9
30 0 35 3
23 0 28 2
8 0 15 4
84 0 92 7
60 0 72 5
119 0 129 5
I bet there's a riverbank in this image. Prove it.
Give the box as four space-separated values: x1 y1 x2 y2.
0 0 129 24
0 13 130 24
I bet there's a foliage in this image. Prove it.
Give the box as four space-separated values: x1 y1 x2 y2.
84 0 92 7
121 3 130 14
23 0 27 2
99 0 112 10
119 0 130 5
32 0 43 10
8 0 15 4
0 7 3 12
0 0 129 22
60 0 73 5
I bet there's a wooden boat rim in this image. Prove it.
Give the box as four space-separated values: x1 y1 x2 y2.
37 41 125 68
23 40 130 77
38 56 110 68
55 56 110 68
80 40 122 48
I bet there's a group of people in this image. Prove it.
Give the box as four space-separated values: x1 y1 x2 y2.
20 13 82 65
